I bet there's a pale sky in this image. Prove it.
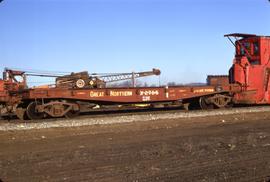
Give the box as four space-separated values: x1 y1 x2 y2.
1 0 270 85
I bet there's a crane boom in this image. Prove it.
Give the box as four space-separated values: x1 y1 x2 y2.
56 68 161 88
99 68 160 83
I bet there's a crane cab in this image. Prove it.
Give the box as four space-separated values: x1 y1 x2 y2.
225 33 270 104
2 69 27 91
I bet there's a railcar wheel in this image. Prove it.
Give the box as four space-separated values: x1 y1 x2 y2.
65 110 80 119
225 102 233 108
199 97 214 110
26 102 44 120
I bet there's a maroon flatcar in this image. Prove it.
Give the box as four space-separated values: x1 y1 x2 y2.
0 33 269 120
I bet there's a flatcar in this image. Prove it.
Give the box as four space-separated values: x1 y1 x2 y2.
0 33 269 120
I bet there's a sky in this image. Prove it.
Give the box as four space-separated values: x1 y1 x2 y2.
0 0 270 85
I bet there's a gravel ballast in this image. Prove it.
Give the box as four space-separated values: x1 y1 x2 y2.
0 106 270 131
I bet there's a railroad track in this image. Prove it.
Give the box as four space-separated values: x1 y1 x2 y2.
1 105 270 131
0 107 184 123
0 105 261 123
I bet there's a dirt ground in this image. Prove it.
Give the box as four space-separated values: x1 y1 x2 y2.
1 111 270 182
